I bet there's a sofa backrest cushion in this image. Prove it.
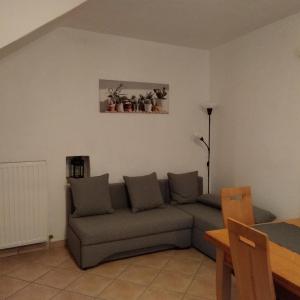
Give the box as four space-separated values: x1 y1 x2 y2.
69 174 114 217
168 171 199 204
110 177 203 210
108 179 172 210
67 176 203 214
124 172 165 212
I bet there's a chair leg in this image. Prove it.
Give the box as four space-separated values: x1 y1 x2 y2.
216 248 231 300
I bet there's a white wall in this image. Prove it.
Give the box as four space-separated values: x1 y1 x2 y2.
211 13 300 219
0 0 86 49
0 27 210 241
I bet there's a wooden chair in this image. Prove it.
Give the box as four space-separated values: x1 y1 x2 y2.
227 218 276 300
221 186 255 228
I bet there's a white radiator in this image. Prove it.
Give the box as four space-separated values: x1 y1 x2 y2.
0 161 48 249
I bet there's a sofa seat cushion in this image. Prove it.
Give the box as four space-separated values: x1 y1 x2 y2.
177 203 276 232
69 205 193 246
178 204 223 231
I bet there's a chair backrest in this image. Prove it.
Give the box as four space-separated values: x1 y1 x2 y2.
228 218 276 300
221 186 255 228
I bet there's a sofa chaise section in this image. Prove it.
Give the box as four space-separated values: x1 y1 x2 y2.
177 203 276 259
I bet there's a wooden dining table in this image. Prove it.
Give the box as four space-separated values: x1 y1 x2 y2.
205 218 300 300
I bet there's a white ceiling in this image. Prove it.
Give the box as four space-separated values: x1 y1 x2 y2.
62 0 300 49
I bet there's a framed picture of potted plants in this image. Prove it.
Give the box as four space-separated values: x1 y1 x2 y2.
99 79 169 114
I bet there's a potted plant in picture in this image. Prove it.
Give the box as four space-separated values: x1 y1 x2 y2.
153 87 168 112
123 96 133 112
138 94 145 112
107 98 116 112
131 95 139 112
144 91 154 112
116 97 124 112
117 96 128 112
107 84 126 112
144 99 152 112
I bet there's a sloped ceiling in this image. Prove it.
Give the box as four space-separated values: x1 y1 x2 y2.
0 0 87 49
62 0 300 49
2 0 300 59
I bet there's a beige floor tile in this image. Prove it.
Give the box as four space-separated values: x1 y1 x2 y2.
100 279 145 300
35 248 70 267
196 258 216 280
119 265 159 285
201 257 216 269
150 270 193 293
35 268 82 289
183 295 212 300
164 257 202 275
17 250 47 263
187 257 218 300
185 276 236 300
8 263 51 281
6 283 59 300
187 275 216 300
58 256 83 272
0 256 24 275
131 252 170 269
1 247 217 300
172 249 205 261
0 251 49 276
66 274 112 297
0 276 28 299
88 260 129 278
139 287 183 300
52 247 70 256
52 290 94 300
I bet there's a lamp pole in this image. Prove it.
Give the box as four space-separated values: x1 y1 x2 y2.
199 107 213 194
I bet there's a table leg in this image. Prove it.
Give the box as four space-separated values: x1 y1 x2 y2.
216 248 232 300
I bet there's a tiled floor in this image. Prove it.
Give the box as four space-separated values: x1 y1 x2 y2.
0 246 237 300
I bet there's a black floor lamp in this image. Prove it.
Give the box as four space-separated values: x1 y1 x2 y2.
196 103 216 194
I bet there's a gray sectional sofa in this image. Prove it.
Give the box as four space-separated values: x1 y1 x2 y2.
67 176 276 269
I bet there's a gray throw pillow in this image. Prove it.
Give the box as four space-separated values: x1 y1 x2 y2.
197 193 221 209
69 174 114 217
124 172 164 212
167 171 199 204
